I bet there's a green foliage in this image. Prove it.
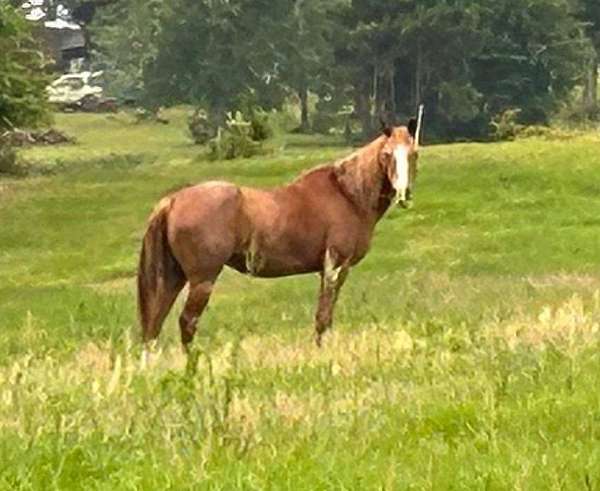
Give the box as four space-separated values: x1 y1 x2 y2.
490 108 524 141
187 108 214 145
88 0 599 138
490 109 579 141
311 99 355 136
208 111 264 160
313 110 353 136
580 0 600 50
0 141 18 175
515 124 579 140
311 111 338 135
0 4 51 130
247 108 272 142
473 0 590 126
89 0 162 104
144 0 258 110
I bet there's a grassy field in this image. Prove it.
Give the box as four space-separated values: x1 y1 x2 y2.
1 110 600 489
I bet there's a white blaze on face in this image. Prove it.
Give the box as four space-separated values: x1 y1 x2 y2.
392 145 410 202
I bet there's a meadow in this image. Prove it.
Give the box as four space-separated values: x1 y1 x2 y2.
1 110 600 489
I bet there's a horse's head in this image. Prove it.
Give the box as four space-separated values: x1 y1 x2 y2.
379 106 424 208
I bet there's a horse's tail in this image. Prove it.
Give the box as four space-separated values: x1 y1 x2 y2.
137 197 185 342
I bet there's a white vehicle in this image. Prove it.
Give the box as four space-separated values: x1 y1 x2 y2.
46 71 104 109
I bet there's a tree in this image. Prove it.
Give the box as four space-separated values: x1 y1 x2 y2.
579 0 600 115
330 0 484 138
89 0 162 104
144 0 264 114
0 3 51 130
329 0 589 139
88 0 594 139
473 0 589 126
276 0 337 131
144 0 331 121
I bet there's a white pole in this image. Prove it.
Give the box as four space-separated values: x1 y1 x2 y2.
415 104 424 148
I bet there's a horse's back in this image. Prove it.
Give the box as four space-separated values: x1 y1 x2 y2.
169 181 242 224
166 182 244 277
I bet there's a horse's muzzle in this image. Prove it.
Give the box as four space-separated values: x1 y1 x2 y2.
396 189 413 209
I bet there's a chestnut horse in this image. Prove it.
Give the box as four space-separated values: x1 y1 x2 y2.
138 107 424 350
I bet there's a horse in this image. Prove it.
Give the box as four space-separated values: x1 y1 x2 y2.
137 107 424 351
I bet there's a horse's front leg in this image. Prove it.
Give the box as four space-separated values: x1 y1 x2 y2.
314 248 349 347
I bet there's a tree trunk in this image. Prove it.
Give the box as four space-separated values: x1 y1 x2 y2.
299 85 310 132
374 65 392 122
389 66 396 117
414 37 423 108
373 65 380 121
583 52 598 116
355 81 373 139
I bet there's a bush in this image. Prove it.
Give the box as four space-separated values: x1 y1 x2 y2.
490 108 579 141
189 106 271 147
208 111 263 160
247 108 272 142
311 111 338 134
515 125 578 141
490 108 524 141
0 141 19 175
187 108 214 144
269 101 300 134
312 105 354 135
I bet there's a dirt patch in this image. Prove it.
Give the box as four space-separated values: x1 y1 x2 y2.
1 129 75 147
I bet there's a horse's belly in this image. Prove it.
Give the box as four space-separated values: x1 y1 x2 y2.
227 245 322 278
252 256 321 277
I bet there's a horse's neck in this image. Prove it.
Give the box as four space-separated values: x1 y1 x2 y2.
335 138 391 219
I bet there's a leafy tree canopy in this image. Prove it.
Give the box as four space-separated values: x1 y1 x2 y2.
0 4 51 131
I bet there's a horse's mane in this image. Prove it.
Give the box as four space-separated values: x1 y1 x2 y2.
330 136 387 211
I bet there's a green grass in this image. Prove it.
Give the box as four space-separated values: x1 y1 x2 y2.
1 110 600 489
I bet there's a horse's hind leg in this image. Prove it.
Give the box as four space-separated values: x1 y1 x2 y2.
143 276 186 342
140 274 186 368
314 248 349 347
179 270 221 351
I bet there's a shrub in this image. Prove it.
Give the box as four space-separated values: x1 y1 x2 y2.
312 104 354 136
208 111 262 160
490 108 524 141
0 141 19 175
269 101 300 134
187 108 214 144
189 106 271 147
311 111 338 134
515 125 577 141
247 108 272 142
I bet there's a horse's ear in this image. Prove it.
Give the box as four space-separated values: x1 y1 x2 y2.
379 115 392 138
407 117 418 139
